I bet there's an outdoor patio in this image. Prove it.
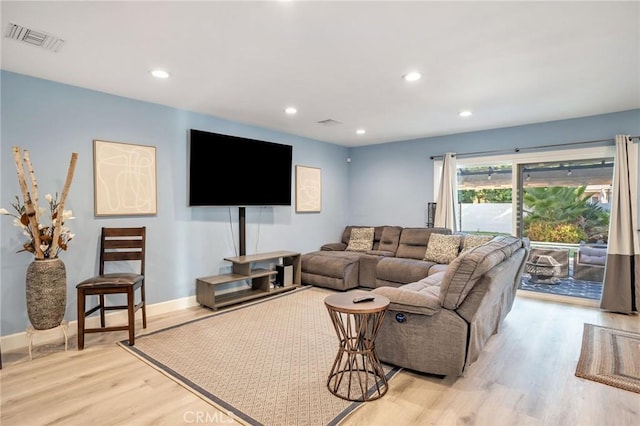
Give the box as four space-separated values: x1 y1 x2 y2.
518 245 605 301
519 275 603 300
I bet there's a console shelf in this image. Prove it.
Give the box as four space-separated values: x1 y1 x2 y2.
196 250 301 310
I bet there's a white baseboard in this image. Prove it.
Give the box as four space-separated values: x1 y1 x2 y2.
1 295 199 352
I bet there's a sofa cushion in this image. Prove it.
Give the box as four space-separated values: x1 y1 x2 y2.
366 250 396 257
372 272 446 315
339 225 391 251
346 227 374 252
377 226 403 254
423 233 462 264
396 227 451 260
376 257 437 285
321 242 347 251
439 236 523 310
301 251 362 277
580 254 606 265
461 234 494 253
428 263 449 275
579 246 607 265
301 252 360 291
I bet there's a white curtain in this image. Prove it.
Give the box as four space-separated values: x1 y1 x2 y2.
434 152 458 231
600 135 639 314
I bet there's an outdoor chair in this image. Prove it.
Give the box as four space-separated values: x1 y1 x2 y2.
76 227 146 350
573 244 606 282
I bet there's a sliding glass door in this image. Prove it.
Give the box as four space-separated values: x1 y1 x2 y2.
445 145 615 303
518 158 613 300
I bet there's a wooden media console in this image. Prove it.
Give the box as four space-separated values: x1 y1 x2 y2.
196 250 301 310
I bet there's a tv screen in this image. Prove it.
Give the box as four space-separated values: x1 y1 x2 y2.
188 129 293 206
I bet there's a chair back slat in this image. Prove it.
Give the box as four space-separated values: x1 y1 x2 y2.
103 251 143 262
103 228 145 237
98 227 146 275
104 240 144 250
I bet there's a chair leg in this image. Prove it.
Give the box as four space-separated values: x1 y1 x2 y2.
77 289 86 350
99 294 106 327
141 284 147 329
127 287 135 346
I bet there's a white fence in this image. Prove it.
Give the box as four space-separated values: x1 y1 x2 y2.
459 203 512 234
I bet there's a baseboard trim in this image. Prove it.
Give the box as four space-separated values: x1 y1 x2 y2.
1 295 199 352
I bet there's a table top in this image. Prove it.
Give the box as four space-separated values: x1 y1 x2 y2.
324 290 389 314
224 250 300 264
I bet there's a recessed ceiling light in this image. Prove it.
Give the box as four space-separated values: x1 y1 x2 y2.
151 69 170 79
459 110 472 117
402 72 421 82
356 129 366 135
285 107 297 115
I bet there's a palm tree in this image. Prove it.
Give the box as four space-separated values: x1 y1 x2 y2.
523 186 609 243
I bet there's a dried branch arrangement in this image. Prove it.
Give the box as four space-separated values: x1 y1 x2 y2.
5 146 78 259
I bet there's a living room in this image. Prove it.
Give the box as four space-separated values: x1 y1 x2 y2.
1 2 639 425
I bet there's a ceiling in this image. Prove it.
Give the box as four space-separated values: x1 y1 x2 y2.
2 1 639 147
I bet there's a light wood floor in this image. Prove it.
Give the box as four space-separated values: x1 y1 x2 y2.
1 293 639 426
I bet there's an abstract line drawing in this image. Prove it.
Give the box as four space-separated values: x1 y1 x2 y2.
296 165 321 213
93 140 157 216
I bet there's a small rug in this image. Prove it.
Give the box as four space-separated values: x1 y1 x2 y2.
118 286 400 425
519 276 602 300
575 323 640 393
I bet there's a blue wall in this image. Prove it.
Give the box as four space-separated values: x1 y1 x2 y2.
0 71 349 335
347 109 640 225
2 70 639 335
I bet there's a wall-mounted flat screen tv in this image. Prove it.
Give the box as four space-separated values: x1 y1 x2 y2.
188 129 293 206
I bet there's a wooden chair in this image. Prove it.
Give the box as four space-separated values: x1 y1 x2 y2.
76 227 146 350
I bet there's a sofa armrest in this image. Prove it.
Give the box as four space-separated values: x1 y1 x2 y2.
372 285 441 316
321 242 347 251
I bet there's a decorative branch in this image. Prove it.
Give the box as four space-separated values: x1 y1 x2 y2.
23 150 40 224
12 146 44 258
49 152 78 256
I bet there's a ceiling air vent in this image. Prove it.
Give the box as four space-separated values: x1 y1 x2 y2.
317 119 343 127
5 22 65 52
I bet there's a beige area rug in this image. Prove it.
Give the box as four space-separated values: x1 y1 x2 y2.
575 323 640 393
118 286 400 425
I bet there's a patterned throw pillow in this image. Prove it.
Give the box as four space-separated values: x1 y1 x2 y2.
423 233 463 264
345 227 375 252
461 234 494 254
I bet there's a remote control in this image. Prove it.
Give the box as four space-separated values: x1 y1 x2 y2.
352 295 375 303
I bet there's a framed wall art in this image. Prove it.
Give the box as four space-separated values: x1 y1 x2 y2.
93 140 157 216
295 165 321 213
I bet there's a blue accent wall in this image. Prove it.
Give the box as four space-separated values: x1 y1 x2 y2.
1 69 639 335
0 71 349 335
347 109 640 225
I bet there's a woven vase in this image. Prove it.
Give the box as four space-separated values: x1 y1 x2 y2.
26 258 67 330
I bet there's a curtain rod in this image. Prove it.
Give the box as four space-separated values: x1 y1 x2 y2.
430 135 640 160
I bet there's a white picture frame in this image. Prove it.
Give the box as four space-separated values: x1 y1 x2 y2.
93 140 157 216
295 165 321 213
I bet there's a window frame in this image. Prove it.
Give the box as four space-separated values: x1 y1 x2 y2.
433 145 616 234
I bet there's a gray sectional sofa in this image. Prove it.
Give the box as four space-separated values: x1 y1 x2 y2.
373 235 528 376
301 226 529 377
301 226 452 290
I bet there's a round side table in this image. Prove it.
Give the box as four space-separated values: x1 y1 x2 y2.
324 290 390 402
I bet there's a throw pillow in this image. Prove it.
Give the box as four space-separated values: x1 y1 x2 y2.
461 234 494 254
423 233 463 264
345 227 375 252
